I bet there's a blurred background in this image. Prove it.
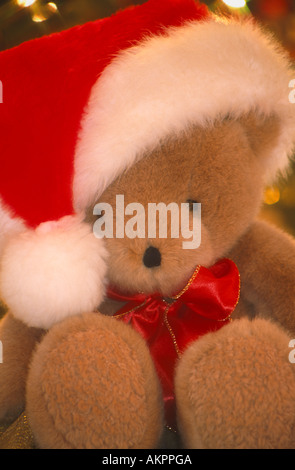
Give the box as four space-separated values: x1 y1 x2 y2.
0 0 295 236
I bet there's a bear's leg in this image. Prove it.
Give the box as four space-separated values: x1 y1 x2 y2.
26 312 164 449
0 312 44 422
175 318 295 449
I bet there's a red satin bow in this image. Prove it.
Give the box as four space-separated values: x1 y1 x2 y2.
107 258 240 431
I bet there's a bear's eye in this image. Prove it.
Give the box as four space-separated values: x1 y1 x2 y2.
186 199 199 211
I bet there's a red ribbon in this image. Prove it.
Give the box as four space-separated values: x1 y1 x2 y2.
107 258 240 431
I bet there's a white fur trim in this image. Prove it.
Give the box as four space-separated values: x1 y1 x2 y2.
73 17 295 211
0 215 108 329
0 197 27 257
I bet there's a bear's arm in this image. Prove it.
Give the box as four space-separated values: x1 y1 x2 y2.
227 219 295 335
0 312 44 421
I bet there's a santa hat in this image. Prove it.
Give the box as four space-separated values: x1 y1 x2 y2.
0 0 294 329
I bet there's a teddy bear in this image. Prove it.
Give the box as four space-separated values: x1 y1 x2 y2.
1 0 295 449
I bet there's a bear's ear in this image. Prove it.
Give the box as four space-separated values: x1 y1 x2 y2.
240 112 281 162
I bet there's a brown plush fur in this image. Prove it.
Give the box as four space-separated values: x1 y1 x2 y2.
0 313 43 422
1 114 295 449
229 219 295 334
175 318 295 449
86 116 272 297
26 313 164 449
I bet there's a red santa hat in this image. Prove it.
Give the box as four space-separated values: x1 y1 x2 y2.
0 0 294 329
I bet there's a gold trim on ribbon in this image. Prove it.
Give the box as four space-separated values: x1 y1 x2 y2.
217 266 240 322
171 265 201 300
163 305 181 358
114 299 148 319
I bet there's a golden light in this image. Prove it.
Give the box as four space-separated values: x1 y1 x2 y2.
32 13 47 22
222 0 246 8
16 0 37 7
264 187 281 205
47 2 58 12
31 2 58 22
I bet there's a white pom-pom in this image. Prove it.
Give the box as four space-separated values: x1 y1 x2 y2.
0 216 108 329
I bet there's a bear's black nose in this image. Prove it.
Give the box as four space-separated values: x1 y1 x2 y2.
142 246 161 268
